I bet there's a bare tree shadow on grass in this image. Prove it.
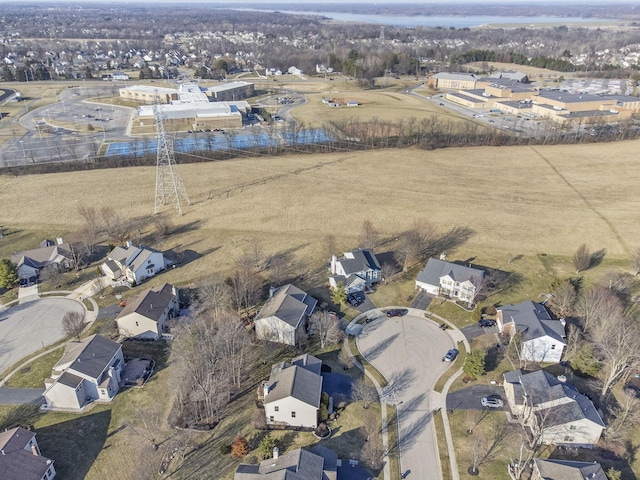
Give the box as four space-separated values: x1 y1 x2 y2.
590 249 606 269
0 403 41 430
428 226 475 257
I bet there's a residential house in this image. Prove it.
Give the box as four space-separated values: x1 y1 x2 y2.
0 427 56 480
532 458 606 480
263 354 323 429
11 238 73 279
254 284 317 346
415 257 485 304
503 369 605 447
234 445 338 480
116 283 179 339
497 301 566 364
102 243 165 284
44 334 124 411
329 248 382 293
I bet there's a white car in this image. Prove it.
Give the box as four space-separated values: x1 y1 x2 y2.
481 397 504 409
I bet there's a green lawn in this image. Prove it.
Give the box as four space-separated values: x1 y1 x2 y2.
4 347 65 388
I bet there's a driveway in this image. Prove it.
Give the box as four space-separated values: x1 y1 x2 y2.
96 303 124 320
0 298 84 376
460 323 497 341
0 388 44 405
357 310 456 480
446 385 505 411
354 293 376 313
410 290 433 310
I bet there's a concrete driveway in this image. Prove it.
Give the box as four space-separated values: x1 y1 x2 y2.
357 310 457 480
0 298 84 376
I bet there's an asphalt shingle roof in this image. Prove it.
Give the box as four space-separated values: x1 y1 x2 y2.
117 283 176 322
337 248 381 276
0 428 54 480
416 258 484 287
255 285 317 328
499 301 565 343
265 355 322 408
534 458 606 480
55 334 121 380
234 446 337 480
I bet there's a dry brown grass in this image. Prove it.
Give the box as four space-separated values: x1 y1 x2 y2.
1 141 638 289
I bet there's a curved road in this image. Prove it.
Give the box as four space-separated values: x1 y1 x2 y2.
357 310 456 480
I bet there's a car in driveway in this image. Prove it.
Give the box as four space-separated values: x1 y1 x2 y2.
443 348 459 362
481 396 504 408
386 309 408 317
28 276 37 286
478 319 496 327
19 278 28 287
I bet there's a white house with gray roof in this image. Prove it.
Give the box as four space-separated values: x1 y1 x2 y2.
11 238 74 280
116 283 179 339
415 257 485 304
0 427 56 480
102 243 165 284
44 334 124 411
263 354 323 429
254 284 317 346
234 445 337 480
497 301 566 363
532 458 606 480
329 248 382 293
503 369 605 448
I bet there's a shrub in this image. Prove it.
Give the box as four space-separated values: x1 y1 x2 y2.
483 305 497 316
320 404 328 422
219 444 232 455
258 435 276 460
231 436 249 458
321 392 330 407
463 351 485 379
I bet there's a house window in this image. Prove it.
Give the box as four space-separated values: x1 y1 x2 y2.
135 321 139 326
569 425 576 430
291 411 296 418
563 436 574 442
269 416 274 422
274 406 279 412
551 344 556 349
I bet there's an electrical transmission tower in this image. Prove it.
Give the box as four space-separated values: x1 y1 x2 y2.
153 95 190 215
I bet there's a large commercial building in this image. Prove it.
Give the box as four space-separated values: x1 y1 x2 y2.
119 80 253 104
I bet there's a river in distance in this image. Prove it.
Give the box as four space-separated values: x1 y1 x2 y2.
231 8 613 28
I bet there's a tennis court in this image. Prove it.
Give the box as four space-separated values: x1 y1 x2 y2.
105 129 333 157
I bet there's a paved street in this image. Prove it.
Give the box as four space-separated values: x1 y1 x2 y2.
0 297 84 376
357 311 456 480
0 388 44 405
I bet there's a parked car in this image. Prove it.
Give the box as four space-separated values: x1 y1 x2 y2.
443 349 459 362
28 276 37 286
481 396 504 408
478 319 496 327
19 278 28 287
386 309 408 317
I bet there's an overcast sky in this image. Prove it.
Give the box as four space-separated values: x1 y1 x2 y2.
15 0 632 4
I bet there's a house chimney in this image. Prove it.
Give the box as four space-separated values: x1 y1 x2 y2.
269 286 276 298
172 285 177 296
56 236 64 245
263 382 270 398
440 252 447 261
126 240 132 248
273 446 279 459
330 255 337 274
31 444 38 456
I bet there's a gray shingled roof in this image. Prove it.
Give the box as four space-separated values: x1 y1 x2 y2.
291 354 322 376
534 458 606 480
109 245 162 273
255 285 317 328
117 283 176 322
0 428 53 480
499 301 565 343
337 248 381 276
503 369 604 428
416 258 484 288
265 355 322 408
56 371 84 388
55 334 121 380
234 446 336 480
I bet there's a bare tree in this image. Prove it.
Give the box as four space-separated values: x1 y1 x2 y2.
338 341 355 369
603 388 640 444
198 274 233 317
77 205 101 236
351 378 377 408
310 311 343 348
268 253 288 286
594 314 640 400
546 279 577 318
572 244 591 273
394 219 436 271
576 285 623 334
153 214 173 238
230 252 262 312
214 311 251 389
631 248 640 276
359 219 380 250
40 264 63 288
249 238 264 270
604 271 635 297
92 276 108 298
361 428 384 470
63 310 85 339
100 206 129 243
324 234 337 260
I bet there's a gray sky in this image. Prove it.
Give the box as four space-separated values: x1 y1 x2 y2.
15 0 631 4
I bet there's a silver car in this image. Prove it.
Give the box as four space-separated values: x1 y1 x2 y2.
481 397 504 409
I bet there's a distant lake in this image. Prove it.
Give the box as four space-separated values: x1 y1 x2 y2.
233 9 612 28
